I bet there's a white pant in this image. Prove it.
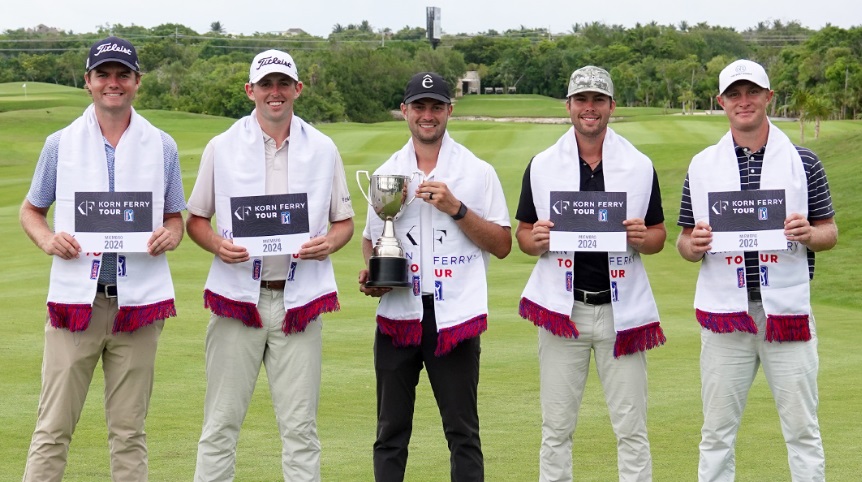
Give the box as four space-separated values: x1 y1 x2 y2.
699 301 823 482
539 301 652 482
194 287 323 482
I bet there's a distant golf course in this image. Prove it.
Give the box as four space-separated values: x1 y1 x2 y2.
1 82 859 481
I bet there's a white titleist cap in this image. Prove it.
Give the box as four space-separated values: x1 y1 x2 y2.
719 59 769 94
249 49 299 84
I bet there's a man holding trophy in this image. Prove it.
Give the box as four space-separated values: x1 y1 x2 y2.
358 72 511 481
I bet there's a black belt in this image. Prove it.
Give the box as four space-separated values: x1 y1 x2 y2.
748 290 762 302
261 280 286 290
97 283 118 298
574 288 611 305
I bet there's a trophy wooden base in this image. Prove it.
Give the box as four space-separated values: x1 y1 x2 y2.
366 256 412 288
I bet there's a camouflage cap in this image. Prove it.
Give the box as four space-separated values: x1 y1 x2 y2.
567 66 614 98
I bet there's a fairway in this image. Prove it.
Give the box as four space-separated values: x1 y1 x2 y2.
1 87 860 481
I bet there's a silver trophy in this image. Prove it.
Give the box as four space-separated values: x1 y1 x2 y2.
356 171 420 287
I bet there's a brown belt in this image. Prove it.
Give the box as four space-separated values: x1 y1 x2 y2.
261 280 286 290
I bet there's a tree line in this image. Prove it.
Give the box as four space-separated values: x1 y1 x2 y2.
2 20 861 126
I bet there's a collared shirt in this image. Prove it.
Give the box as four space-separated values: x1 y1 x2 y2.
27 130 186 284
516 158 664 292
678 143 834 282
187 131 354 280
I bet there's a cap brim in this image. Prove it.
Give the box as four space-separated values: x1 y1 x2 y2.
249 70 299 84
720 79 770 95
404 93 451 105
87 58 140 73
567 87 613 98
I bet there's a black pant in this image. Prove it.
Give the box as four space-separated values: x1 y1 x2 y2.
373 295 483 482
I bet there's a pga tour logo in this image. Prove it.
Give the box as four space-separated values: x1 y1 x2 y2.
281 211 291 224
90 260 101 280
252 259 262 280
124 209 135 222
760 266 769 287
434 280 444 301
758 207 768 221
737 267 746 288
117 255 127 277
598 209 608 222
287 261 297 281
412 276 421 296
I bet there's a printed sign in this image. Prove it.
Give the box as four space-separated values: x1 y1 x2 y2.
231 193 310 256
549 191 627 252
74 192 153 252
708 189 786 252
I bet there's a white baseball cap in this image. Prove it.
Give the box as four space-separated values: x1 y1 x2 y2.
719 59 769 95
249 49 299 84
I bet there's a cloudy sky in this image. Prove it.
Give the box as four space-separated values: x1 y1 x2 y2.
2 0 860 36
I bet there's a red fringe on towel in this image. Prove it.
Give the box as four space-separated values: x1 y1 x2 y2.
435 315 487 357
377 315 422 348
47 302 92 332
113 298 176 333
696 309 757 334
519 297 578 338
283 292 340 335
204 289 262 328
614 322 666 358
766 314 811 342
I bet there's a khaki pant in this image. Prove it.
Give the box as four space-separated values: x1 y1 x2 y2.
23 292 164 482
538 301 652 482
194 287 323 482
699 302 823 482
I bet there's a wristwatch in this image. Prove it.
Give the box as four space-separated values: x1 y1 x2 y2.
451 202 468 221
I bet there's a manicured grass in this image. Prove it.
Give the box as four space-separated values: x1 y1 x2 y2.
1 97 860 481
0 82 92 113
454 94 677 120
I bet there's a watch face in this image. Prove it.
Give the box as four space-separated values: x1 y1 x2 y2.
453 202 467 220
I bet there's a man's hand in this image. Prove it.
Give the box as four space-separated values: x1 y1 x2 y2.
42 232 82 260
216 238 250 264
299 236 334 261
623 218 647 251
147 226 181 256
417 181 461 217
358 269 391 298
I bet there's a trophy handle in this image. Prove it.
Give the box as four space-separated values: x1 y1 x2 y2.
404 170 426 207
355 170 373 206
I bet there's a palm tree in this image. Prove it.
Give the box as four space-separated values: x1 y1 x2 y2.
209 21 225 34
787 89 810 143
805 95 833 140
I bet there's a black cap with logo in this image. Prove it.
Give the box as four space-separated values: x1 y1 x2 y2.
403 72 451 104
86 36 140 73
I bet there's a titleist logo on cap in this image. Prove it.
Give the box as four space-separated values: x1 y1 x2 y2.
256 55 292 71
95 43 133 57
